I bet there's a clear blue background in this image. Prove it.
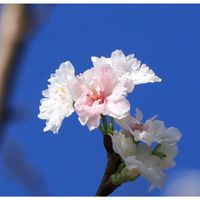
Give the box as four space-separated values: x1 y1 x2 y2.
0 4 199 196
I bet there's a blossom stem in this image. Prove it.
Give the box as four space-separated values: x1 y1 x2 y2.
109 117 113 131
98 124 105 135
96 134 121 196
101 114 108 133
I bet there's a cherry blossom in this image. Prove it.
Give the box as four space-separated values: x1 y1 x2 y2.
38 61 75 133
71 66 130 130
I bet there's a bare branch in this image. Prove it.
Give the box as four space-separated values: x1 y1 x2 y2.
96 134 121 196
0 5 27 122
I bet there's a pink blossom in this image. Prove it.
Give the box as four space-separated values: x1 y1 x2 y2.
71 66 130 130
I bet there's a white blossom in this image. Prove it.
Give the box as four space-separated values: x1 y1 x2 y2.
111 130 136 160
91 49 161 92
157 143 179 170
125 144 166 191
116 108 182 146
111 131 165 191
38 61 75 133
158 127 182 145
37 50 181 193
70 66 130 130
112 111 182 191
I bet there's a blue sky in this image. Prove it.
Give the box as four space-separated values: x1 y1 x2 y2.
0 4 199 196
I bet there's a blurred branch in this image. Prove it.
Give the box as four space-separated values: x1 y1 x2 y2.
0 5 55 131
3 138 49 195
0 5 53 195
0 5 28 125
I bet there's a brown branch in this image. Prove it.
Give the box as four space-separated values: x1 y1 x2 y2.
0 5 27 123
96 134 121 196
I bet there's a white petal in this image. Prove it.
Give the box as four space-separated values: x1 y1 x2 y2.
38 61 75 133
135 107 143 122
105 96 130 119
131 63 162 85
111 49 126 67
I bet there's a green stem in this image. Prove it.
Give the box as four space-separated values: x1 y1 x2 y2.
109 117 113 131
101 114 108 132
98 124 105 135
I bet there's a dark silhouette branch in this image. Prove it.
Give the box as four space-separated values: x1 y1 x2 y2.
96 134 121 196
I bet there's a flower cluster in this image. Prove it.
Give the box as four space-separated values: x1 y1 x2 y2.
111 108 181 191
38 49 181 191
38 50 160 132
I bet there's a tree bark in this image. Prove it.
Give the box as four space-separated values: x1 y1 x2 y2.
96 134 121 196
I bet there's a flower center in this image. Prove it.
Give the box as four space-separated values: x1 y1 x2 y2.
87 91 105 106
133 124 144 131
58 86 67 103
